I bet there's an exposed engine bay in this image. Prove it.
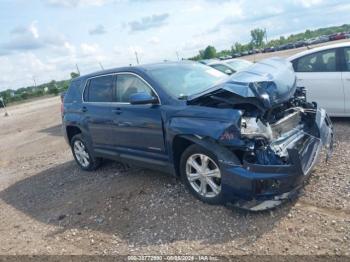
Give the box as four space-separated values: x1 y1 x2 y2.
187 58 333 171
239 87 322 167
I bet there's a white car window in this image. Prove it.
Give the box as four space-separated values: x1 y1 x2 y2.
295 49 336 72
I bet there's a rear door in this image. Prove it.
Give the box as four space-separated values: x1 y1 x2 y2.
82 74 115 149
292 48 345 116
341 47 350 115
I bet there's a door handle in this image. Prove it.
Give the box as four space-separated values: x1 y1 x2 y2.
112 108 122 114
81 106 88 113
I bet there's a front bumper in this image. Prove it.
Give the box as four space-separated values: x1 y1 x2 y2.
220 108 333 211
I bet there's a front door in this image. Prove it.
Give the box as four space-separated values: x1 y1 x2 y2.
293 48 345 116
111 73 167 163
342 47 350 115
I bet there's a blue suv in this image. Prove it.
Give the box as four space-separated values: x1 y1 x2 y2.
62 59 333 211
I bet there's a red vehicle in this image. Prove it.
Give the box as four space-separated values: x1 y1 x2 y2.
330 32 346 41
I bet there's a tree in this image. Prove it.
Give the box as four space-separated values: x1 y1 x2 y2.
70 72 80 79
233 42 243 53
304 29 312 39
202 46 217 59
250 28 266 48
49 87 59 96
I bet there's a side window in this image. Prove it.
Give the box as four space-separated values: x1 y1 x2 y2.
295 49 336 72
65 80 82 103
344 48 350 71
116 74 155 103
84 75 115 102
211 64 233 74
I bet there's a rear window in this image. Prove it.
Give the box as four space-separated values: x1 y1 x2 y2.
83 75 115 102
64 80 83 103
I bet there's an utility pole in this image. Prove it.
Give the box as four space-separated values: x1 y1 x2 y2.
265 28 268 45
33 76 37 88
134 51 140 65
99 62 104 70
75 64 81 75
176 51 180 61
32 76 37 93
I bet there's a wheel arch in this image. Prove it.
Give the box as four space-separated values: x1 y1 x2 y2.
66 125 82 144
171 134 241 176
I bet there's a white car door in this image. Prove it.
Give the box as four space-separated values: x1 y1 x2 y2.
292 48 345 116
342 47 350 115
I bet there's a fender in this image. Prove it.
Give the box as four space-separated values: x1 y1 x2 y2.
165 106 245 148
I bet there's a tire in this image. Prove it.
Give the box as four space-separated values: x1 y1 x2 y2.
180 144 223 205
70 134 101 171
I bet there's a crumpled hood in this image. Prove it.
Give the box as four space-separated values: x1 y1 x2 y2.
188 57 297 110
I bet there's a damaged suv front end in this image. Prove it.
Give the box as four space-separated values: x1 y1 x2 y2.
187 58 333 211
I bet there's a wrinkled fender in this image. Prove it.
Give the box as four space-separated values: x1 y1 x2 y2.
166 106 245 146
165 106 244 166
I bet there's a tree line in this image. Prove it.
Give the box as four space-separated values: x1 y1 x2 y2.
0 72 79 106
189 24 350 60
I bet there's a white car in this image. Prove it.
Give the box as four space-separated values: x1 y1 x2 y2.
224 58 253 73
289 42 350 117
200 58 252 75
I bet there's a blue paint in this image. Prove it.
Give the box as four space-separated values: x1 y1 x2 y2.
62 60 333 210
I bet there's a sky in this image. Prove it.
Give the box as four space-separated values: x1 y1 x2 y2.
0 0 349 90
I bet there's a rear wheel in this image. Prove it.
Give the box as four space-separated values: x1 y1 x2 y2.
71 134 101 171
180 144 223 204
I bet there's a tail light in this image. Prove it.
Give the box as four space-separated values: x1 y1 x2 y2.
60 92 65 116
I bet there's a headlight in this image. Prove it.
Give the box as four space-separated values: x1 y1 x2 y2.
240 117 272 141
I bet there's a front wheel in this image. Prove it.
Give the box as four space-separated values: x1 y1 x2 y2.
71 134 101 171
180 144 223 205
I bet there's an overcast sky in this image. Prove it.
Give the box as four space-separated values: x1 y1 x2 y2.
0 0 349 90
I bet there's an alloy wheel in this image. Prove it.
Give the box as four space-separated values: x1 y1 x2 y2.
185 153 221 198
73 140 90 167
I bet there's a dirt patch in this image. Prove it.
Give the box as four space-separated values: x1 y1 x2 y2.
0 92 349 255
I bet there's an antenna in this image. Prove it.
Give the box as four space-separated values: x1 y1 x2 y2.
75 64 81 75
99 62 104 70
134 51 140 65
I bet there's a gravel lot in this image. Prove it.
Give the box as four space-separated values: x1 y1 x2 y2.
0 95 349 256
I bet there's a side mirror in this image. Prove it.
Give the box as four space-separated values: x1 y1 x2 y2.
129 92 158 105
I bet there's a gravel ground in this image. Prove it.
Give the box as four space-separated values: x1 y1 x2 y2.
0 96 349 256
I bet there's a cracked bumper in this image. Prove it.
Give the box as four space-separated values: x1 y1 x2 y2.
220 108 333 211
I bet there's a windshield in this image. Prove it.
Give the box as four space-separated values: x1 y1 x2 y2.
148 63 227 99
226 59 252 72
